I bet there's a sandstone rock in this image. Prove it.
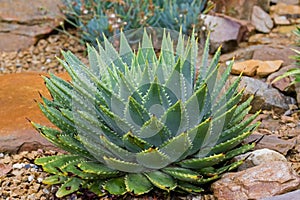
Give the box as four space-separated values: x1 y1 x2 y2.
244 133 295 155
263 190 300 200
270 3 300 17
211 161 300 200
256 60 283 76
0 72 69 153
252 45 297 66
204 14 253 53
231 60 283 77
234 148 287 171
231 60 259 76
0 0 64 51
233 76 295 113
251 6 274 33
212 0 270 20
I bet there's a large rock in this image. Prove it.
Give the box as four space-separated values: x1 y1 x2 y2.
0 0 64 51
230 76 295 113
0 72 69 153
251 6 274 33
204 14 253 53
211 161 300 200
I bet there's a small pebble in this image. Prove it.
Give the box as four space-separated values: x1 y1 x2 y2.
28 175 34 182
12 163 24 169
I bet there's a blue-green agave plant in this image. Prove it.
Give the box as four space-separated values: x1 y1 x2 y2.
33 29 260 197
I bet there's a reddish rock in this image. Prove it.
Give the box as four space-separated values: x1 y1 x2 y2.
0 0 64 51
0 72 69 153
204 14 253 53
251 6 274 33
267 64 296 92
212 161 300 200
244 133 295 155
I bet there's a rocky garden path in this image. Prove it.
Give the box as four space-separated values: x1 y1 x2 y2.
1 0 300 199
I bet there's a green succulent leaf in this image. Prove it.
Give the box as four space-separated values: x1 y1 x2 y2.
144 170 177 191
125 173 153 195
103 177 127 195
56 177 83 198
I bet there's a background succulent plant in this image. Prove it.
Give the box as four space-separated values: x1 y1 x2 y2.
60 0 213 47
33 29 260 197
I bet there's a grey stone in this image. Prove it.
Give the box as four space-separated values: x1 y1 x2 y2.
230 76 295 114
251 6 274 33
204 14 253 53
234 148 287 171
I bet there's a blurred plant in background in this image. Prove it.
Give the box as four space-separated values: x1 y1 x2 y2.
60 0 214 47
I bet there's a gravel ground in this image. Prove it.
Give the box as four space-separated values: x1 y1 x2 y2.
0 30 86 75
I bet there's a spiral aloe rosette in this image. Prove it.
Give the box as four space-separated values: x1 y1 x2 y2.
33 29 260 197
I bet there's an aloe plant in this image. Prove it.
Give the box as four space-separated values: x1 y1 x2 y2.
33 29 260 198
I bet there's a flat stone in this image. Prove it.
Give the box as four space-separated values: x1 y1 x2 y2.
251 6 274 33
234 148 287 171
244 133 295 155
212 161 300 200
256 60 283 76
0 72 69 153
231 59 283 77
231 60 259 76
0 33 36 52
270 3 300 17
0 0 64 51
263 190 300 200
